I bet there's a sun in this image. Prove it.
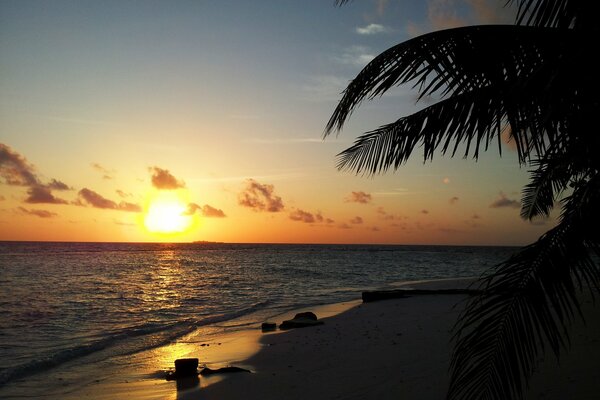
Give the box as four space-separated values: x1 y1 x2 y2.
143 191 194 234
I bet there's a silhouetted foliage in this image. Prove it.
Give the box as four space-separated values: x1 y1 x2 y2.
328 1 600 399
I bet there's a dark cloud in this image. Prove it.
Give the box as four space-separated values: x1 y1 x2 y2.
421 209 429 214
78 188 117 209
1 144 71 204
338 223 352 229
289 209 316 223
346 191 372 204
150 167 185 190
0 143 38 186
185 202 226 218
202 204 226 218
350 216 363 224
47 179 71 191
472 214 481 219
116 190 131 198
371 226 381 232
325 218 335 224
25 186 68 204
238 179 284 212
490 192 520 209
76 188 141 212
17 206 57 218
449 196 459 205
118 202 142 212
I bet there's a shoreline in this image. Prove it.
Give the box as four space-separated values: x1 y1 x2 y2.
6 277 599 399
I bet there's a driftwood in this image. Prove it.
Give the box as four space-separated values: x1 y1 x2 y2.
362 288 482 303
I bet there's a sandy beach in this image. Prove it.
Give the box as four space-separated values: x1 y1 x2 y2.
53 279 599 400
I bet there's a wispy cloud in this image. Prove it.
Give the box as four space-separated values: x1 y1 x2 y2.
449 196 459 204
238 179 284 212
333 45 375 67
407 0 515 37
301 75 349 102
75 188 141 212
350 216 363 224
184 203 226 218
149 167 185 190
17 206 57 218
489 191 520 209
346 191 372 204
91 163 114 180
356 23 389 35
289 209 316 223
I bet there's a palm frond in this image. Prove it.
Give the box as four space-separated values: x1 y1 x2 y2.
336 87 505 174
449 173 600 400
325 25 567 136
510 0 600 29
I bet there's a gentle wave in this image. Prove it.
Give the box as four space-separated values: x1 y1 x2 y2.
0 301 270 386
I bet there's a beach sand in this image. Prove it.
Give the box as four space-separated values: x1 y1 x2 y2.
61 279 599 400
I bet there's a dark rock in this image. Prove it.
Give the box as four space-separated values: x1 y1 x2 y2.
293 312 317 320
261 322 277 332
279 312 323 330
200 366 251 375
174 358 199 376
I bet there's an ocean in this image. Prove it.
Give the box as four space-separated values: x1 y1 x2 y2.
0 241 518 398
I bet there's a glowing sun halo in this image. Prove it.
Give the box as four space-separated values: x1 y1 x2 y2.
143 193 193 234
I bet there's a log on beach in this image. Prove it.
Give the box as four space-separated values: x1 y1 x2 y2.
362 288 482 302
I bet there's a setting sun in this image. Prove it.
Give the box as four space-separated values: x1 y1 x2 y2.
143 191 194 234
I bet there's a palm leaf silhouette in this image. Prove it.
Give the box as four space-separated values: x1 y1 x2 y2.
328 1 600 399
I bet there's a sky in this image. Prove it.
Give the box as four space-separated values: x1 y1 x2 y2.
0 0 554 245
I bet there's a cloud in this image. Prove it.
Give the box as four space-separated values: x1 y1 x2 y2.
289 209 316 223
118 202 142 212
407 0 515 37
490 192 520 209
116 190 131 198
91 163 114 180
371 226 381 232
47 179 71 191
449 196 459 204
334 46 375 66
238 179 284 212
17 206 57 218
0 143 38 186
338 223 352 229
472 214 481 219
346 191 372 204
25 186 68 204
356 23 388 35
150 167 185 190
421 209 429 214
185 202 227 218
443 177 450 184
1 144 71 204
350 216 363 224
76 188 141 212
0 195 4 201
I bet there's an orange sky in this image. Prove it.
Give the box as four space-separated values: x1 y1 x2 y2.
0 1 554 245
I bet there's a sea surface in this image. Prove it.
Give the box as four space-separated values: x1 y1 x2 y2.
0 241 518 398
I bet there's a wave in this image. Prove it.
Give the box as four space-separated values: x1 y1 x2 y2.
0 301 271 387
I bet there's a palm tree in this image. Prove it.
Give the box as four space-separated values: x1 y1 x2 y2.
327 1 600 399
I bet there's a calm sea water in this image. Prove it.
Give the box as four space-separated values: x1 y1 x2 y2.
0 241 518 396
